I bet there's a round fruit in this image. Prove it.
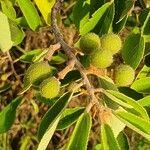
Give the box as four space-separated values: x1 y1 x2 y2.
79 33 101 54
90 49 113 68
101 33 122 54
114 64 135 86
24 62 55 86
40 77 60 99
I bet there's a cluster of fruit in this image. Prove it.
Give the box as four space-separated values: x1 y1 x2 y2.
23 62 60 99
79 33 135 86
23 33 135 98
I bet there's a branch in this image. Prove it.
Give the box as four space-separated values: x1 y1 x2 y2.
58 59 75 79
44 43 61 61
51 0 100 112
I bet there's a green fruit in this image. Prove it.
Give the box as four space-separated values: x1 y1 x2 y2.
101 33 122 54
40 77 60 99
24 62 55 86
80 33 101 54
114 64 135 86
90 49 113 68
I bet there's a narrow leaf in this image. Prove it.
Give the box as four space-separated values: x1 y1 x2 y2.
104 90 149 120
117 132 130 150
37 117 60 150
34 0 55 24
115 110 150 140
66 112 92 150
17 0 41 30
131 77 150 94
38 92 73 140
107 114 125 138
136 65 150 79
101 123 121 150
118 87 143 100
0 11 13 52
57 107 85 130
122 33 145 69
94 3 114 36
9 20 25 46
1 0 16 20
19 49 43 63
0 97 22 133
73 0 90 29
98 76 118 91
142 11 150 35
80 2 111 35
138 96 150 107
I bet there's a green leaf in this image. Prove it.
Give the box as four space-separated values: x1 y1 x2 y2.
57 107 85 130
94 3 114 36
115 110 150 140
98 77 119 109
34 0 55 24
117 132 130 150
138 96 150 107
145 54 150 67
94 144 102 150
98 76 118 91
38 92 73 140
144 42 150 56
104 90 149 120
131 77 150 94
113 15 127 33
122 33 145 69
35 93 56 106
112 0 133 33
136 65 150 79
113 0 134 23
37 117 60 150
80 2 111 35
9 20 25 46
50 53 67 64
118 87 143 100
1 0 16 20
15 16 28 27
101 123 121 150
139 8 149 26
0 97 22 133
16 0 41 31
19 49 43 63
66 112 92 150
61 70 81 86
118 0 134 22
106 113 125 138
0 11 13 52
73 0 90 29
142 11 150 35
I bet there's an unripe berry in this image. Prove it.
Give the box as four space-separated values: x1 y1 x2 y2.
40 77 60 99
101 33 122 54
79 33 101 54
90 49 113 68
24 62 55 86
114 64 135 86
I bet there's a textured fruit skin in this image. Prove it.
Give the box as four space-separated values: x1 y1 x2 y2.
101 33 122 54
24 62 54 86
114 64 135 86
80 33 101 54
90 49 113 68
40 77 60 99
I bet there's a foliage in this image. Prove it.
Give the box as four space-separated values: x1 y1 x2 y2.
0 0 150 149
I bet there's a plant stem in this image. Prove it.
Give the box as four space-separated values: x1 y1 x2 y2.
51 0 101 112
